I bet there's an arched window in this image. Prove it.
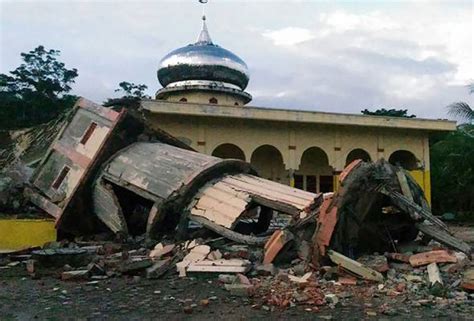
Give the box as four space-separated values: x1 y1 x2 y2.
345 148 371 166
389 150 419 170
250 145 285 182
297 147 333 193
179 97 187 102
212 143 246 161
209 97 218 104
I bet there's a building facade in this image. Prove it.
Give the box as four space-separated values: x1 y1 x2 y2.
142 16 456 203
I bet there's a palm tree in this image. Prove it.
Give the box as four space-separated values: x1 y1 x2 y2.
448 83 474 123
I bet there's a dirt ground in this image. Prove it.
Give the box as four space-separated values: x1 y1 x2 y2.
2 265 474 320
0 269 473 321
1 223 473 320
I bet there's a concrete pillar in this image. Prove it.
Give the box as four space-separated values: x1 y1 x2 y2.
333 129 343 171
377 132 385 160
288 168 295 187
197 121 207 154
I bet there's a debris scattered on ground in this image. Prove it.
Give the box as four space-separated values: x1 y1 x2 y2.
1 98 473 316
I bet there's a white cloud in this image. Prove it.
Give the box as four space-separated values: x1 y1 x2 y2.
319 10 399 33
1 1 472 119
262 27 315 46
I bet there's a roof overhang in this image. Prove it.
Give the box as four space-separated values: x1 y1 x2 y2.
141 100 457 132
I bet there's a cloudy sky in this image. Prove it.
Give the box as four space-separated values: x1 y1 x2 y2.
1 0 472 119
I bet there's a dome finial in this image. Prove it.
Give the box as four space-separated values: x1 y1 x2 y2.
196 14 212 44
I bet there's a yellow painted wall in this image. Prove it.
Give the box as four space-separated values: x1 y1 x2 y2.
147 113 432 196
0 219 56 251
409 170 431 205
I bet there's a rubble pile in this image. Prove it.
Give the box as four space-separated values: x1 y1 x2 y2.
1 233 473 315
1 99 473 315
0 162 43 216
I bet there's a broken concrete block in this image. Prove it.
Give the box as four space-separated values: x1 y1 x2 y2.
357 255 389 273
183 245 211 263
149 243 175 259
443 252 471 273
26 259 36 274
102 243 122 256
328 250 383 282
207 249 222 261
288 272 312 284
409 250 457 267
187 259 250 273
338 276 357 285
292 262 306 276
87 262 105 276
255 263 276 276
322 266 339 280
119 258 153 274
297 240 311 262
175 244 211 277
79 245 102 254
146 258 172 279
427 263 443 286
61 270 89 281
461 268 474 291
176 261 188 278
224 283 254 297
31 248 89 268
312 196 338 261
325 293 339 305
385 252 411 263
218 274 236 284
389 262 412 271
404 274 423 283
185 239 199 250
236 273 251 285
263 230 294 264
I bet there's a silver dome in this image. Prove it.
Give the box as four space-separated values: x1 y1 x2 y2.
157 16 250 90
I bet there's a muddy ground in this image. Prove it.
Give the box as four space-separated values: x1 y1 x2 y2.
1 224 473 320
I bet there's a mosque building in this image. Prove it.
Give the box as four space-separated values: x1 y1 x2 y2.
141 15 456 202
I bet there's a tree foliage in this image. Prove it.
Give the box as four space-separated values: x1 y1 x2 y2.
103 81 150 109
0 46 78 129
361 108 416 118
115 81 150 99
447 83 474 123
430 124 474 218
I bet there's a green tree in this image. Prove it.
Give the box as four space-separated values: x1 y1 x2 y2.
115 81 150 99
361 108 416 118
0 45 78 129
103 81 150 109
447 83 474 123
430 124 474 219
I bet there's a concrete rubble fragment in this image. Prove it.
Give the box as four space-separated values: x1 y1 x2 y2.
460 268 474 291
409 250 458 267
427 262 443 286
263 229 294 264
328 250 384 282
